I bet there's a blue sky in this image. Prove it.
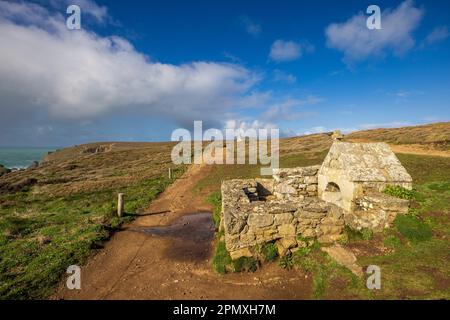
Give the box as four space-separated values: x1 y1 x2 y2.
0 0 449 146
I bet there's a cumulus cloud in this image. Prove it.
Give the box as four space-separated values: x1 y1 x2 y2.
269 40 312 62
0 1 324 145
325 0 423 63
0 1 267 135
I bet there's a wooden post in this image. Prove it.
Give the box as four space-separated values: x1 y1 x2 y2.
169 168 172 179
117 193 124 217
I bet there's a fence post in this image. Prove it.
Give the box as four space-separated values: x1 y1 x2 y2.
117 193 124 217
169 168 172 179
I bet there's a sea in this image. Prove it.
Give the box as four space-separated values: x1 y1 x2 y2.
0 147 60 169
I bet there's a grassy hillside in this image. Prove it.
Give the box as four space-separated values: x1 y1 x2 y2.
0 142 185 299
0 122 449 299
345 122 450 149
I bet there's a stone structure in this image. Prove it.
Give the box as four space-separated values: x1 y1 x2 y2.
331 130 344 141
318 142 412 230
221 141 412 259
222 178 344 258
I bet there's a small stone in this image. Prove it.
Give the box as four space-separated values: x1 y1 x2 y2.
229 247 253 260
278 224 296 236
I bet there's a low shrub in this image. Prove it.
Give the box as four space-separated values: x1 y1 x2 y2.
261 242 278 262
278 254 294 270
232 256 258 273
383 185 415 200
344 226 373 242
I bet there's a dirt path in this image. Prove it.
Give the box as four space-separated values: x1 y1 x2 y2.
54 161 312 300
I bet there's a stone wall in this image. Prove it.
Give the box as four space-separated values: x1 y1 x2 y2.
345 192 410 232
272 165 320 201
221 177 344 259
220 160 411 260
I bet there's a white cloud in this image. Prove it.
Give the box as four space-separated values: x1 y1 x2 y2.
269 40 312 62
424 26 449 45
0 1 324 145
273 69 297 84
239 15 261 36
0 0 264 130
72 0 108 23
325 0 423 63
45 0 109 24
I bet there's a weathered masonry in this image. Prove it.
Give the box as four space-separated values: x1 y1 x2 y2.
221 141 412 259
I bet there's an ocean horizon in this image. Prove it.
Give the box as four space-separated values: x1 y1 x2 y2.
0 147 60 169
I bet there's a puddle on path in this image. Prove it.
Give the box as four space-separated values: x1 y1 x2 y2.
130 213 215 262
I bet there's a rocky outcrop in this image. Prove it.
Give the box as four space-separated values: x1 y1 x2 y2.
0 164 11 177
81 144 113 155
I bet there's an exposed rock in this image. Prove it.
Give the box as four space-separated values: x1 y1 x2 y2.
81 144 112 154
37 235 51 245
331 130 344 141
274 212 293 225
321 245 363 277
0 164 11 177
28 161 39 169
229 247 253 260
248 214 274 228
276 237 297 256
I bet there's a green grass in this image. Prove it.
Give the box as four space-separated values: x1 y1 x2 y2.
212 233 232 275
394 215 432 242
396 153 450 184
292 245 368 299
279 150 328 168
206 192 222 229
194 150 327 194
194 164 262 194
0 166 185 299
350 153 450 299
